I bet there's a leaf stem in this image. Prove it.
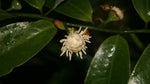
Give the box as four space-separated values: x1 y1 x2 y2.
45 8 53 16
11 13 53 21
66 22 150 34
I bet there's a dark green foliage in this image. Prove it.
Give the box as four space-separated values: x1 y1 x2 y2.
85 35 130 84
0 0 150 84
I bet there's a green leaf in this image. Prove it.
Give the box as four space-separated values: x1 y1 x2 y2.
45 0 55 9
132 0 150 22
45 0 64 15
85 35 130 84
0 9 14 20
55 0 93 22
128 44 150 84
0 20 57 77
24 0 45 11
53 0 64 9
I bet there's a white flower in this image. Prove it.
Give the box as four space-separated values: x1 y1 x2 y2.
60 27 91 61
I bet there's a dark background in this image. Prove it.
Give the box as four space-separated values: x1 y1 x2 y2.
0 0 150 84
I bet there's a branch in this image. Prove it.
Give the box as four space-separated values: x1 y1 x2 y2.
11 13 150 34
66 23 150 34
12 13 53 21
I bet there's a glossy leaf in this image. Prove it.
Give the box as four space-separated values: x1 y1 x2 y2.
0 9 14 20
24 0 45 11
55 0 93 22
85 35 130 84
132 0 150 22
128 44 150 84
0 20 57 76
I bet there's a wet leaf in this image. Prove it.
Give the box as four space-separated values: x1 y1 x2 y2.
85 35 130 84
0 20 57 77
128 44 150 84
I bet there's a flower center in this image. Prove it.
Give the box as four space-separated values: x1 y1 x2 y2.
66 33 84 52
